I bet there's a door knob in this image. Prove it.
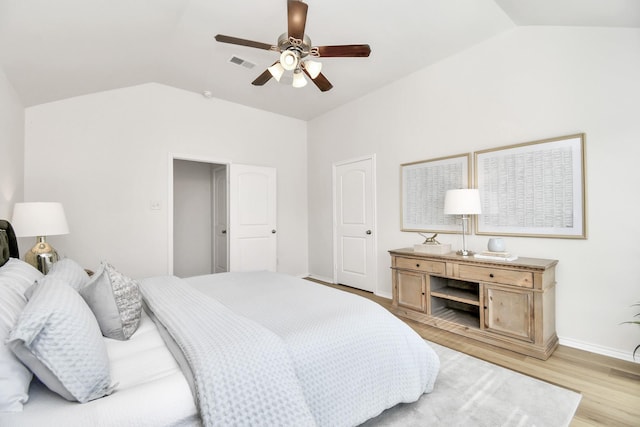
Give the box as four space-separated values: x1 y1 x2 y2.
272 229 277 234
366 230 372 235
221 230 227 234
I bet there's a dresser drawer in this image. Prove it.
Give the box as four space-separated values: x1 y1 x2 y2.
458 265 533 288
394 257 446 275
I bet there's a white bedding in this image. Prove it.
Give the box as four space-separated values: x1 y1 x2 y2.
184 271 440 426
2 271 439 427
139 275 317 427
0 310 200 427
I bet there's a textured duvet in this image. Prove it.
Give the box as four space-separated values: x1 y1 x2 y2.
139 275 315 426
140 271 440 427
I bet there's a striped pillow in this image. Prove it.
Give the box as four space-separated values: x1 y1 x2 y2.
0 259 43 412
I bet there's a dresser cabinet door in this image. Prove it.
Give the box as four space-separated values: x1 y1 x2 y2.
396 270 426 312
484 285 534 342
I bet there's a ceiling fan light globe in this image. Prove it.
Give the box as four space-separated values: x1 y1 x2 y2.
267 62 285 81
304 60 322 79
280 50 299 71
292 70 307 88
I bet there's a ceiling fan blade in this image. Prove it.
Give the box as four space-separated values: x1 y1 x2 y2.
287 0 308 41
215 34 274 51
302 68 333 92
252 68 274 86
316 44 371 58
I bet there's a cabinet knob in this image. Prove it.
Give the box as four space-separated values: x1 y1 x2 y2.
489 273 494 278
416 263 420 268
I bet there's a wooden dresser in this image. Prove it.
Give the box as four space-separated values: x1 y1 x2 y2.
389 248 558 360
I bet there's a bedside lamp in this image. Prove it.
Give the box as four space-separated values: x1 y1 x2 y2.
11 202 69 274
444 189 481 257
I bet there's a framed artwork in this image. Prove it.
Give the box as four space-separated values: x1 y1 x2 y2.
401 153 471 232
474 133 587 238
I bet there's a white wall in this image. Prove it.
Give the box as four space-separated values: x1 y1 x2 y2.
24 83 309 279
308 26 640 361
0 66 24 220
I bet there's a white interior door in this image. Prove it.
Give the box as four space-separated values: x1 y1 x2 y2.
229 164 277 272
334 156 376 292
212 166 228 273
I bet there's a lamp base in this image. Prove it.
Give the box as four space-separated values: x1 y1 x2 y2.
456 249 475 257
25 236 59 274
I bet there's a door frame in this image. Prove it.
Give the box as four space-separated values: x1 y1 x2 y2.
332 154 378 293
168 153 231 275
211 165 228 273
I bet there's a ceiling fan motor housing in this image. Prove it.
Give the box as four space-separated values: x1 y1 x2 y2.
276 33 316 59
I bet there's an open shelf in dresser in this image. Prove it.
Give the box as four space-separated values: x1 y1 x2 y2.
429 276 480 328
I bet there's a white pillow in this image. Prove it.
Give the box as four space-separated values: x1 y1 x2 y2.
47 258 90 291
79 262 142 341
0 259 43 412
7 277 115 403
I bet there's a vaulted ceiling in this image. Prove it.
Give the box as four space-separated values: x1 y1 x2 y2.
0 0 638 120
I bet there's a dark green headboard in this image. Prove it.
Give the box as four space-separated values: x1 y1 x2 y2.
0 220 19 267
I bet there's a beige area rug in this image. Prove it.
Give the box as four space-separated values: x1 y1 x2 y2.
363 341 581 427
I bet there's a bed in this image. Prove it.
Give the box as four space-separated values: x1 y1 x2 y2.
0 220 440 426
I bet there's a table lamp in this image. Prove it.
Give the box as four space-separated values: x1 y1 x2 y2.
11 202 69 273
444 189 481 257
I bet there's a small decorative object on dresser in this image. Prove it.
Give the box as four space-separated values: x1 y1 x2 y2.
474 251 518 262
413 233 451 255
487 237 505 252
389 248 558 360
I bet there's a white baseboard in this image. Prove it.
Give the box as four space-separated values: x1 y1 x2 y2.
375 290 392 299
304 273 335 284
559 336 637 363
304 275 392 300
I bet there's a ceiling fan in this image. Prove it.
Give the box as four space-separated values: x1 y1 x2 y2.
215 0 371 92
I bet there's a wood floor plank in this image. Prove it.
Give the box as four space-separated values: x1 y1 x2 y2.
307 279 640 426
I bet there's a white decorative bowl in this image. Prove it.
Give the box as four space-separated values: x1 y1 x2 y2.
488 238 505 252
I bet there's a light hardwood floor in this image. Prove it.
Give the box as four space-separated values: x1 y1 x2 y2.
307 279 640 427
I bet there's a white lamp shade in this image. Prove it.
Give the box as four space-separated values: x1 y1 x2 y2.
292 70 307 88
279 50 299 71
267 62 285 82
443 189 482 215
11 202 70 237
304 60 322 79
